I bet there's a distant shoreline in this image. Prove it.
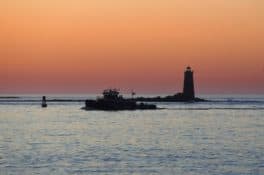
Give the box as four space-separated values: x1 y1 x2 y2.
0 99 84 102
1 97 264 104
0 96 20 99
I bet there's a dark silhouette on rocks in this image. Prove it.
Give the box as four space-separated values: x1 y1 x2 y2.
132 66 206 102
82 89 157 111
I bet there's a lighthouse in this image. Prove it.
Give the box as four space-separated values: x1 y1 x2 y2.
183 66 195 100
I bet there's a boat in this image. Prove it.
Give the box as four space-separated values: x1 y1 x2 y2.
82 89 157 111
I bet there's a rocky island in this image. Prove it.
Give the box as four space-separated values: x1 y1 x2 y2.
132 66 207 102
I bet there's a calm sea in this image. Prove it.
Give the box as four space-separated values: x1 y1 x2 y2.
0 94 263 175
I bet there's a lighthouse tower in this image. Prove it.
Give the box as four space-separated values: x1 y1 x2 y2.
183 66 195 100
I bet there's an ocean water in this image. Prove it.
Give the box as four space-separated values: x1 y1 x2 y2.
0 95 263 175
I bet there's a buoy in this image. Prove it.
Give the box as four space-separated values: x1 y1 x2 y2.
42 96 47 107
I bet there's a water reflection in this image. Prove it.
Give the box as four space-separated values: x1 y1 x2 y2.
0 103 263 174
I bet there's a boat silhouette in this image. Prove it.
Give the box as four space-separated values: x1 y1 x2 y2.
82 89 157 111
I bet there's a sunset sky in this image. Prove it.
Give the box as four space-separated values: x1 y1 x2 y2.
1 0 264 94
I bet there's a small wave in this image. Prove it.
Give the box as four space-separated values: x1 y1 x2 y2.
46 133 76 137
209 100 264 103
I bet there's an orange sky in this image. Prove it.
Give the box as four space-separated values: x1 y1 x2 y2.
1 0 264 94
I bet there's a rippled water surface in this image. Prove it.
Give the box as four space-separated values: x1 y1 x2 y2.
0 95 263 174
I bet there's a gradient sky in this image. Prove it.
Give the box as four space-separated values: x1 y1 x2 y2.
1 0 264 94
